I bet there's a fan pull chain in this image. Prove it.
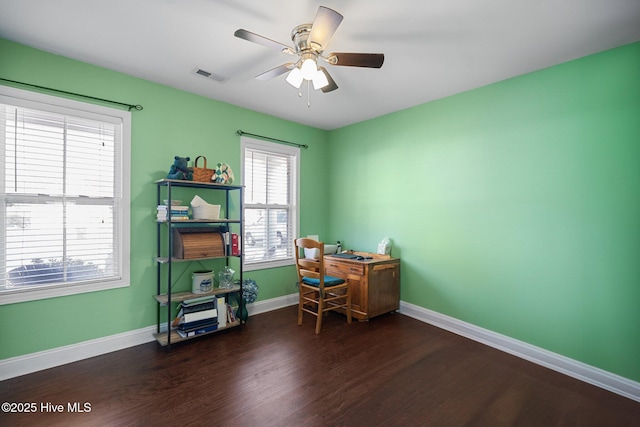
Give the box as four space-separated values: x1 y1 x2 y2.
296 81 312 108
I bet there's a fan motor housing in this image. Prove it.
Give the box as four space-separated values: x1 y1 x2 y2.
291 24 320 53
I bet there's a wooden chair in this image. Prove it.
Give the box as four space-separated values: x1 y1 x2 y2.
294 238 352 334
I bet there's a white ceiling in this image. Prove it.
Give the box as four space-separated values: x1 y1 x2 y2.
1 0 639 130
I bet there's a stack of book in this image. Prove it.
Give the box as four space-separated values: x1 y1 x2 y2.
172 295 236 338
157 205 189 221
173 295 219 338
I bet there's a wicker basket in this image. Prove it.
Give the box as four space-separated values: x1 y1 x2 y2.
192 156 214 182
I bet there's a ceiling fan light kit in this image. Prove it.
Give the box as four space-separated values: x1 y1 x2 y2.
285 67 303 88
234 6 384 98
312 69 329 90
299 54 318 80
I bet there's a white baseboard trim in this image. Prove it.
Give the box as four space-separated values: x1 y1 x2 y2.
248 292 298 316
0 294 299 382
399 301 640 403
3 295 638 404
0 326 156 381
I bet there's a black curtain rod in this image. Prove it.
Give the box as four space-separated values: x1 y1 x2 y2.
0 78 143 111
236 130 308 149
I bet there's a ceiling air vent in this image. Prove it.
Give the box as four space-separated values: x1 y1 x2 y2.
193 68 228 83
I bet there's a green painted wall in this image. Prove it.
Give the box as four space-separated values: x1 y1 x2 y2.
2 37 639 385
0 38 329 358
328 42 640 381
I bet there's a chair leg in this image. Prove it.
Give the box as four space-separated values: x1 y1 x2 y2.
315 293 324 334
346 288 352 324
297 288 304 326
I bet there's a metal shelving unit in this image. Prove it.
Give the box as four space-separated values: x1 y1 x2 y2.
154 179 244 348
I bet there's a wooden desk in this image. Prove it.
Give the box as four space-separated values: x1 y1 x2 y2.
324 252 400 321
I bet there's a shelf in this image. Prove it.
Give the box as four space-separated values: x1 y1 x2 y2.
155 255 241 264
156 178 243 191
154 286 241 305
157 219 241 224
153 320 241 346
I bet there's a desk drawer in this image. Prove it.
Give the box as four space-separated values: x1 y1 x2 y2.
325 260 364 276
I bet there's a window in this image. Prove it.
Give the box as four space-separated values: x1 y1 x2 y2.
0 86 130 304
241 137 299 270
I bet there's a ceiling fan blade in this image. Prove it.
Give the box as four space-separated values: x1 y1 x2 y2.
234 29 293 54
308 6 343 50
319 67 338 93
327 52 385 68
255 63 295 81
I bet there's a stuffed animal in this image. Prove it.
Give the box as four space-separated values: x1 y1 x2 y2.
166 156 193 180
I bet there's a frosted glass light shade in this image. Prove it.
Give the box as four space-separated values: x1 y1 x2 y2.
300 58 317 80
312 69 329 90
286 67 303 88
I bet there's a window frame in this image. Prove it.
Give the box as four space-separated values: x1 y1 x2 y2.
241 136 299 271
0 85 131 305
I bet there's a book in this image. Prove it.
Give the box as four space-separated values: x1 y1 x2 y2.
182 295 216 306
177 318 218 332
157 215 189 221
157 212 189 221
181 300 215 314
172 300 217 327
157 211 190 216
157 205 190 221
182 308 217 323
157 211 189 216
231 233 239 256
227 303 236 323
157 205 189 211
177 323 218 338
216 297 227 328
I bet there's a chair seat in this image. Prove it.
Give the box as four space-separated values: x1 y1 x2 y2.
301 275 345 287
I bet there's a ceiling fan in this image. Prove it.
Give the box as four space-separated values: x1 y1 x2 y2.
234 6 384 93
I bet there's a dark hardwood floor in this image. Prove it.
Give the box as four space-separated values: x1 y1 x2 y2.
1 306 639 426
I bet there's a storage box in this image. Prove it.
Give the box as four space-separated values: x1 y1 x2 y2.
173 227 225 259
192 204 220 220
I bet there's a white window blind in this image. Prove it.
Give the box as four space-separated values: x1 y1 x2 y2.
0 86 130 304
242 137 299 270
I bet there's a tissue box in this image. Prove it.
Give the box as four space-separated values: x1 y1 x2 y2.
377 243 391 255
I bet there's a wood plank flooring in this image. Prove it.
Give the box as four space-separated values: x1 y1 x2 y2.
1 306 639 426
